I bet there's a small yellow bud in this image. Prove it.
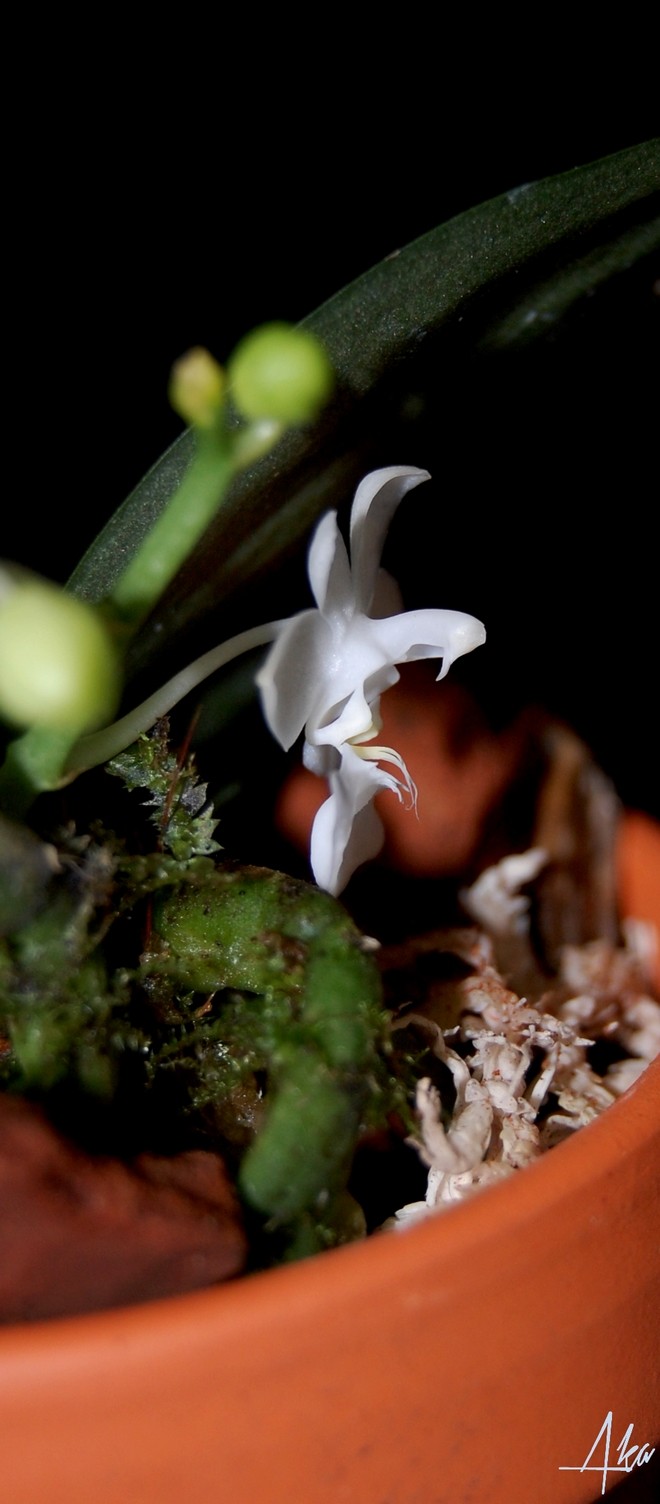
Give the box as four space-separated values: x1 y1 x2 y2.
169 347 226 429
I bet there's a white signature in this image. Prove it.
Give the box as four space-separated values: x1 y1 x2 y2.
559 1411 656 1495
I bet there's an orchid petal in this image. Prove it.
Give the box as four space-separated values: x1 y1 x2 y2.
310 747 392 895
370 607 486 676
256 609 330 750
307 511 353 619
349 466 430 613
311 657 402 748
311 683 376 748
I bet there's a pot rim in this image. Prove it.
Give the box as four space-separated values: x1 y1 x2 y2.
2 1044 658 1374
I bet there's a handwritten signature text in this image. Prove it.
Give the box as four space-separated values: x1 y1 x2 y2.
559 1411 655 1495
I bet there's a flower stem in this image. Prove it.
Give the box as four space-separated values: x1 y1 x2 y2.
65 620 284 775
108 434 234 630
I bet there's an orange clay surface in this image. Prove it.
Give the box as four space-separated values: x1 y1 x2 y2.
1 1045 658 1504
618 809 660 988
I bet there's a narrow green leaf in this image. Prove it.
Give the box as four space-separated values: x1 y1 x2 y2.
69 142 659 689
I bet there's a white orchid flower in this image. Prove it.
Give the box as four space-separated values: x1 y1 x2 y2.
257 467 486 894
71 466 485 896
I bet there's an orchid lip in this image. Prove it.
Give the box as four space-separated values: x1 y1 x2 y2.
352 738 418 811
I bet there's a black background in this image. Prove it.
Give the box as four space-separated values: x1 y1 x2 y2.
6 63 659 819
10 106 656 576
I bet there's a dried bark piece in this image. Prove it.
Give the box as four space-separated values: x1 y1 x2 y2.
0 1096 247 1322
532 721 621 966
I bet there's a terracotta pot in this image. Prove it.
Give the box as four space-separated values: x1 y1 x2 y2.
3 152 658 1501
1 816 658 1504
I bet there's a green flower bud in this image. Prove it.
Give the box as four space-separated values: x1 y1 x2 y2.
169 347 226 429
228 323 334 424
0 569 122 734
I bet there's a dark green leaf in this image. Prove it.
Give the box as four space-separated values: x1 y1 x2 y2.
69 142 659 695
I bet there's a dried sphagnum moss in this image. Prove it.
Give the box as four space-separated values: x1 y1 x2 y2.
386 848 659 1225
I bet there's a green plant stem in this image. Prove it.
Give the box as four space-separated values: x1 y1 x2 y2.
0 728 79 819
0 434 244 819
108 433 234 629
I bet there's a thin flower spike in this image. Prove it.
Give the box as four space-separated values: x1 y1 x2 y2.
257 466 486 895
